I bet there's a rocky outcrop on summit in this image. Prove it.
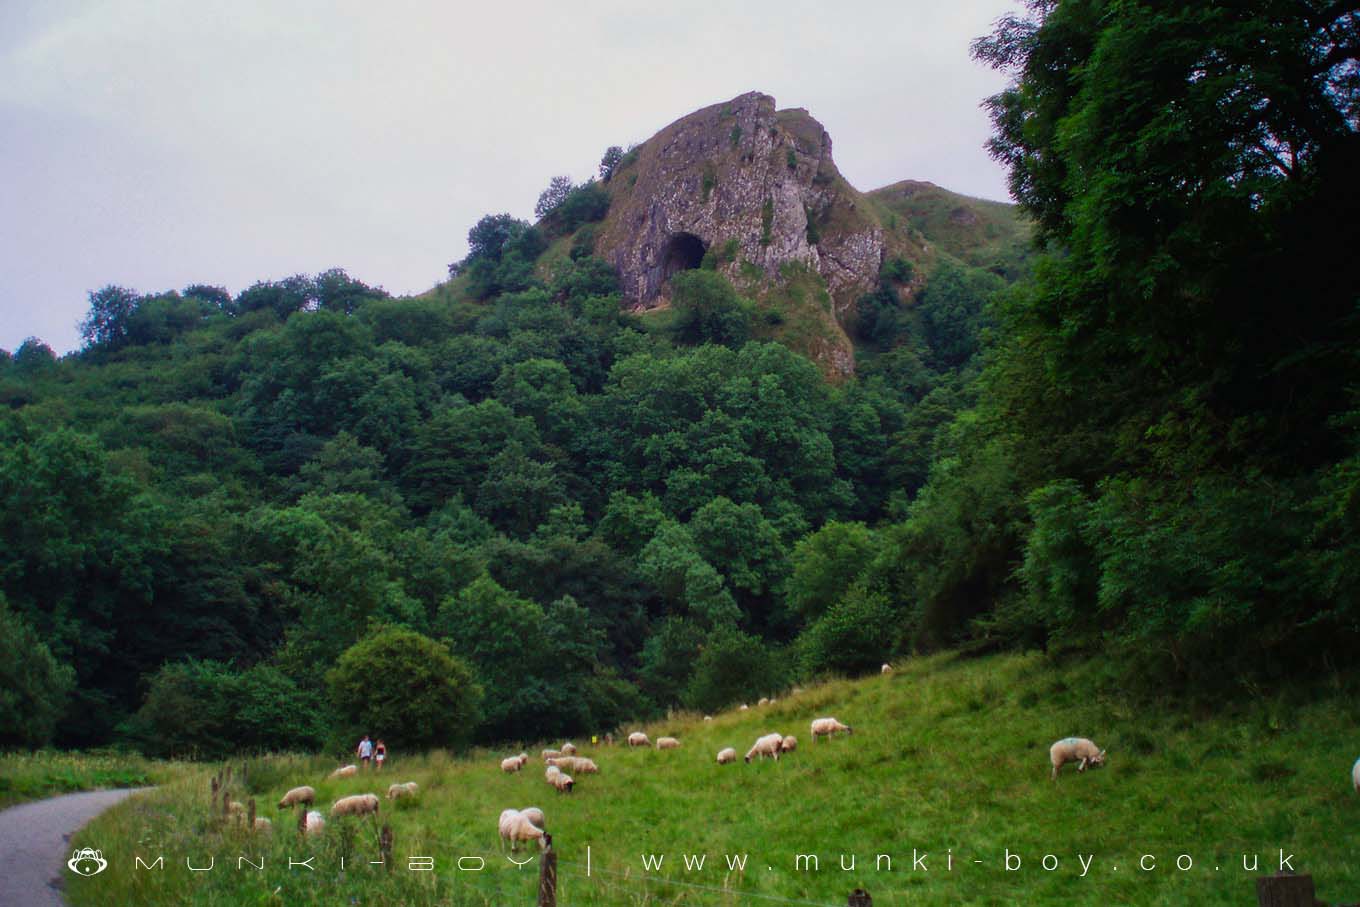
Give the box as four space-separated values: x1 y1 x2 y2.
595 92 890 325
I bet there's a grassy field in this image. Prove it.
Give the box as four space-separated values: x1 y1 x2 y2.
0 749 186 810
66 652 1360 906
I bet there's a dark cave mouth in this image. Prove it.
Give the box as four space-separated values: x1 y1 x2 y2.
661 232 707 280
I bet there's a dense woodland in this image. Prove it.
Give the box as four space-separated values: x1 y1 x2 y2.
2 0 1357 757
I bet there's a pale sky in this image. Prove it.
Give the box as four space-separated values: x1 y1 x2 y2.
0 0 1020 353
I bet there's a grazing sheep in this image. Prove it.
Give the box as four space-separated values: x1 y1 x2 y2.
627 732 650 747
758 697 769 707
780 735 798 753
657 737 681 750
1353 757 1360 793
277 786 315 810
810 717 853 742
542 749 562 761
253 817 272 832
882 663 893 675
520 806 546 829
331 793 381 818
329 765 358 780
745 733 784 763
567 757 598 774
499 808 546 852
1049 738 1107 780
769 698 777 705
739 704 749 711
716 747 737 765
303 810 325 835
547 769 574 793
561 742 578 756
502 756 525 773
704 716 713 722
386 782 418 800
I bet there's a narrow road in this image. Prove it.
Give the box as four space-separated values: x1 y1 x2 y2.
0 788 149 907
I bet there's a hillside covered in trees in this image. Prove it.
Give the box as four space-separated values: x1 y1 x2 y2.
3 0 1357 758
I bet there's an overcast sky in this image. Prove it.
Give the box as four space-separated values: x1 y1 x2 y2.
1 0 1020 354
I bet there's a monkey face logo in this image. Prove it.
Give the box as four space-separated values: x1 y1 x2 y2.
67 848 108 876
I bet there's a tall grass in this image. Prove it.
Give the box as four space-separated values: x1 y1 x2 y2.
0 749 186 809
67 652 1360 906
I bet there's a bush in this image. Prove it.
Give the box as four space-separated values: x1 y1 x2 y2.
797 585 898 677
669 271 753 348
0 596 75 748
683 626 784 712
327 627 482 751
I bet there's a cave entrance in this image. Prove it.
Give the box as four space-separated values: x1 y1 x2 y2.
662 232 707 281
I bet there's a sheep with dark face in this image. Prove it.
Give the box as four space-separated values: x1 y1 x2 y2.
716 748 737 765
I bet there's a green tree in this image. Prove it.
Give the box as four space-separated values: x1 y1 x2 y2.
785 522 881 621
327 627 482 751
669 271 753 348
0 595 75 748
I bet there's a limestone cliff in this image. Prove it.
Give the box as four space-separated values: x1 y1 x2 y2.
594 92 918 377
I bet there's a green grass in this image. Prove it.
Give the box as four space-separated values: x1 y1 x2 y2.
0 749 186 809
67 652 1360 906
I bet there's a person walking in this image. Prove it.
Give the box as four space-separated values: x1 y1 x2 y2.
357 735 374 768
374 739 387 771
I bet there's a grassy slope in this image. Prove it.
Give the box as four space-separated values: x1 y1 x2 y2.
67 652 1359 906
868 180 1033 277
0 750 187 810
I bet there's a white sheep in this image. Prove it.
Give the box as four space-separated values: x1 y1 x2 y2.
561 742 578 756
758 697 769 707
502 756 524 773
1353 756 1360 793
1049 738 1107 780
627 731 650 747
499 808 546 851
810 717 853 741
704 715 713 722
328 764 358 780
780 735 798 753
568 757 599 774
881 663 893 675
331 793 381 818
303 810 325 835
716 747 737 765
253 817 272 831
546 767 574 793
657 736 681 750
227 800 245 817
738 704 749 711
745 733 784 763
277 786 315 810
520 806 546 829
542 748 562 761
386 782 418 800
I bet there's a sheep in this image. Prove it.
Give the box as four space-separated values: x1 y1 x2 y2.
561 742 578 756
881 663 893 675
565 756 598 774
704 715 713 722
520 806 546 829
1049 738 1107 780
386 782 418 800
331 793 381 818
499 808 546 852
758 697 770 707
657 736 681 750
277 786 315 810
716 747 737 765
549 770 574 793
738 704 749 711
627 731 650 747
328 764 358 780
1353 756 1360 793
542 748 562 761
745 733 784 763
227 800 246 817
253 817 272 831
791 687 803 695
545 756 572 768
810 717 853 742
769 698 777 705
780 735 798 753
502 756 525 773
302 810 325 835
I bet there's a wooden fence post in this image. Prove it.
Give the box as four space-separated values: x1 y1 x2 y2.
247 798 256 831
221 789 230 822
380 825 393 871
538 833 557 907
848 888 872 907
1256 872 1319 907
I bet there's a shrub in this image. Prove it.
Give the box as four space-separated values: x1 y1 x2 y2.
683 626 783 712
797 585 898 677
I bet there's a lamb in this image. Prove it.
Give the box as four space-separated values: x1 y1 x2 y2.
561 742 577 756
502 756 525 773
386 782 418 800
542 748 562 761
657 736 681 750
716 747 737 765
810 717 853 741
882 663 893 675
277 786 315 810
499 808 546 852
302 810 325 835
627 732 650 747
331 793 381 818
328 764 358 780
745 733 784 763
1049 738 1107 780
780 735 798 753
520 806 546 829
